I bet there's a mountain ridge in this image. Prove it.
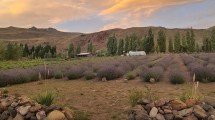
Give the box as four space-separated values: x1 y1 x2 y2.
0 26 214 52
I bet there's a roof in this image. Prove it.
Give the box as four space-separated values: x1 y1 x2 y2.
77 53 91 56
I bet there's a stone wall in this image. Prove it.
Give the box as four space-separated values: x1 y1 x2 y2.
129 96 215 120
0 94 73 120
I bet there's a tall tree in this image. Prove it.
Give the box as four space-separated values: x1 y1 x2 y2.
168 37 174 53
23 44 29 57
0 41 5 60
118 39 124 55
211 28 215 51
124 36 129 53
157 30 166 53
68 43 75 58
87 41 93 53
144 28 154 54
107 35 118 55
76 43 81 55
174 32 181 53
190 28 196 52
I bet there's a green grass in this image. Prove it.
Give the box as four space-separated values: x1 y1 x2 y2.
33 90 57 106
0 56 118 70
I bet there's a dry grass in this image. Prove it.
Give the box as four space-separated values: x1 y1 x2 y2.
4 79 215 120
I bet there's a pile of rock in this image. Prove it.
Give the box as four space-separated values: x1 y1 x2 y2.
129 96 215 120
0 94 73 120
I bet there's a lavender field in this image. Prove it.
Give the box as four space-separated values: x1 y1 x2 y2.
0 53 215 87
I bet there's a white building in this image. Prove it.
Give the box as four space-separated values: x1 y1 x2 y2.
126 51 146 56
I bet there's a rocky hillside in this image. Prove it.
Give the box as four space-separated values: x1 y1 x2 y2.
0 26 214 52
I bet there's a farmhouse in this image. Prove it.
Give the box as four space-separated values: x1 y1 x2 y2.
126 51 146 56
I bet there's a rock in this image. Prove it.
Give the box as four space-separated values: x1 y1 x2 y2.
11 102 19 108
149 107 158 118
130 105 150 120
8 106 17 118
201 103 213 111
163 109 172 114
145 102 155 113
45 104 61 113
185 99 196 108
156 113 165 120
209 108 215 116
36 110 46 120
137 99 151 105
47 110 65 120
0 110 10 119
63 107 74 120
13 113 24 120
155 99 168 107
164 114 174 120
208 115 215 120
25 112 36 119
17 105 31 115
178 107 193 117
18 96 31 105
149 78 155 83
102 77 107 82
193 105 207 119
170 100 187 110
173 110 183 119
29 104 42 112
0 101 9 110
158 108 164 114
204 96 215 107
183 114 198 120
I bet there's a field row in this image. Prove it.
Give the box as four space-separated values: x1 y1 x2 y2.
0 54 215 87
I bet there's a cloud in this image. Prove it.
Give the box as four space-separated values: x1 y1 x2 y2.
100 0 203 30
0 0 105 27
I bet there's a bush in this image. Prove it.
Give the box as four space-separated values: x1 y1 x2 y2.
129 89 144 107
141 66 164 82
54 71 63 79
169 71 185 84
84 71 95 80
67 67 84 80
125 72 136 80
33 90 56 106
97 66 124 80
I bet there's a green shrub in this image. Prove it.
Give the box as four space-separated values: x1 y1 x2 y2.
54 72 63 79
129 89 144 107
125 72 136 80
67 68 84 80
170 73 185 84
84 71 95 80
33 90 56 106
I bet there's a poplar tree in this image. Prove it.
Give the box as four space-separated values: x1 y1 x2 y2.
157 30 166 53
68 43 75 58
168 37 174 53
174 32 181 53
144 28 154 54
118 39 124 55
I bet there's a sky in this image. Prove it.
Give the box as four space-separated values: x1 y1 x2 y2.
0 0 215 33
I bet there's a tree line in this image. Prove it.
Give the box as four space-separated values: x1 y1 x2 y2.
106 28 215 56
0 42 57 61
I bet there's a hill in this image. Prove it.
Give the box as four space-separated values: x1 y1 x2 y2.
0 26 214 52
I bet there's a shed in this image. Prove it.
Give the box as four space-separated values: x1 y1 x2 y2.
126 51 146 56
77 53 91 57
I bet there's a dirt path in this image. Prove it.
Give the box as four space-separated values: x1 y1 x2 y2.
160 54 192 83
174 54 192 82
